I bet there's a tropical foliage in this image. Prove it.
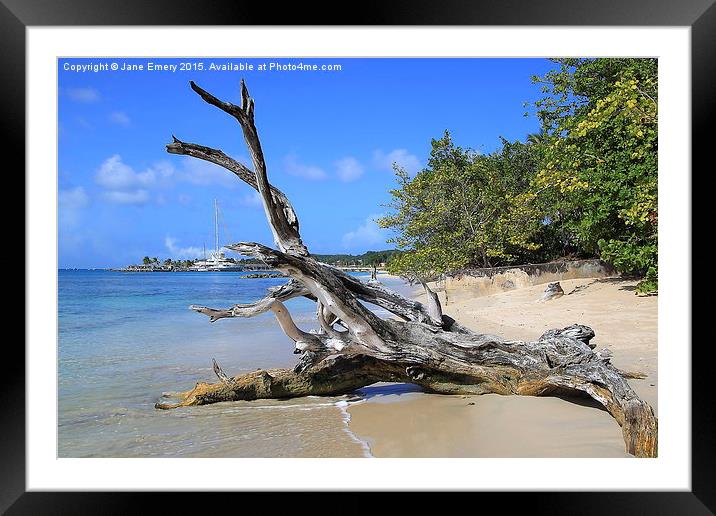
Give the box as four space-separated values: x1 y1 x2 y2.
379 58 658 294
378 132 545 276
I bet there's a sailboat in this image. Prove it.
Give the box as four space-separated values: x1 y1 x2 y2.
189 199 244 272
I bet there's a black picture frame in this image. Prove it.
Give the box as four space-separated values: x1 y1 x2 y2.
5 0 710 513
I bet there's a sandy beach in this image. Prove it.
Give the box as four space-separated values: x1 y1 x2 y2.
347 277 657 457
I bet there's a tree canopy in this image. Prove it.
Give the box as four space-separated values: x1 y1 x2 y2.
378 132 545 276
379 58 658 294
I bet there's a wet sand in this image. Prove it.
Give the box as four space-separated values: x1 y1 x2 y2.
347 277 657 457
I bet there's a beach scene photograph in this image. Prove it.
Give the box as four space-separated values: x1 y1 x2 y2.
58 57 658 459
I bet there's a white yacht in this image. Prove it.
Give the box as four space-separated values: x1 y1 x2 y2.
189 200 244 272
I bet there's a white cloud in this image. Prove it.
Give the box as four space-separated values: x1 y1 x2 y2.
59 186 89 210
239 191 263 208
284 154 327 180
335 157 364 182
95 154 166 194
165 236 205 260
94 155 240 207
373 148 421 175
75 117 92 129
59 186 89 226
109 111 131 126
67 87 100 103
102 189 150 205
341 214 388 251
178 158 237 188
95 155 159 190
151 161 177 180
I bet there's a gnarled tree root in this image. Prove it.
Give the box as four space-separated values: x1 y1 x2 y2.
156 331 657 458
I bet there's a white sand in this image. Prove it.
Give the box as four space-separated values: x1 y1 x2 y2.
347 277 657 457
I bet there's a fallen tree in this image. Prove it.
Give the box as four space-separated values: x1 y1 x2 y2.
156 80 657 458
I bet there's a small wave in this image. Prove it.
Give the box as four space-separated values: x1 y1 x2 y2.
205 401 339 413
335 400 372 458
59 410 130 427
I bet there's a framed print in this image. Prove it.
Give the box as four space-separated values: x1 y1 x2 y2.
4 0 711 512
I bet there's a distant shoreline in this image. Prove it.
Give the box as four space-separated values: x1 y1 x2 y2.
59 267 391 274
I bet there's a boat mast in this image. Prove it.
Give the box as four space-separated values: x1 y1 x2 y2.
214 198 219 255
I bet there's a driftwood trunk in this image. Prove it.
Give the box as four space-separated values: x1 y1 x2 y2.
156 80 657 458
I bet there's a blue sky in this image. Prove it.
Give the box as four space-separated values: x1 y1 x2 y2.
58 58 555 268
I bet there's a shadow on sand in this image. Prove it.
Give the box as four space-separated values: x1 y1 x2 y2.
352 382 610 414
566 276 640 295
354 382 424 400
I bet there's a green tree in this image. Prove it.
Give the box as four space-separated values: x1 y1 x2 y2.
142 256 151 265
531 58 658 292
378 131 543 277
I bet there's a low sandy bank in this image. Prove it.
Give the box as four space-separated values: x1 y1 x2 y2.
347 277 657 457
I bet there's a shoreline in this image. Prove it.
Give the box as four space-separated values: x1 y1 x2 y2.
345 276 657 458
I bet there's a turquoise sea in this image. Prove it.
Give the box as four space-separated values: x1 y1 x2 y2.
58 269 412 457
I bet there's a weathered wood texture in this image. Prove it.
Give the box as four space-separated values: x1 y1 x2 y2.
158 80 657 458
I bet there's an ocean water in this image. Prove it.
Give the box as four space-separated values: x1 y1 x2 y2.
58 269 412 457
